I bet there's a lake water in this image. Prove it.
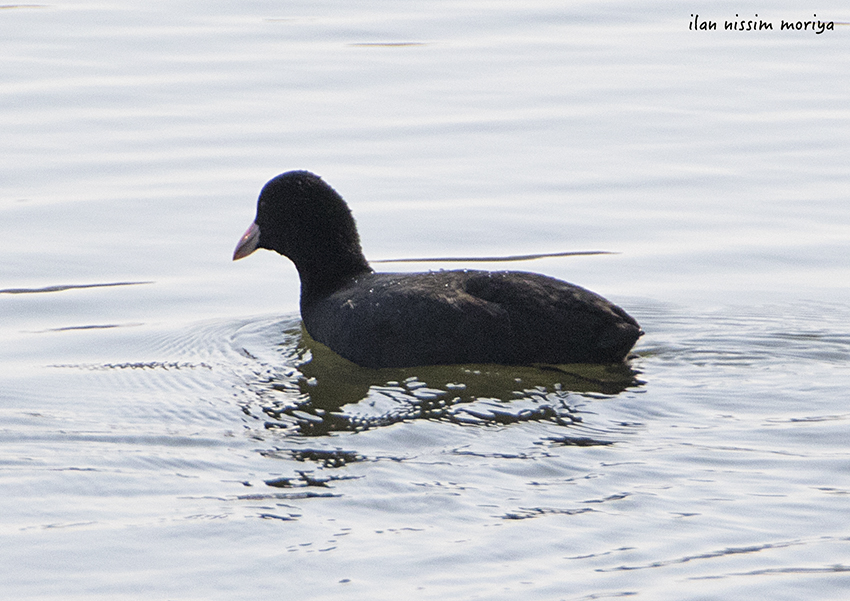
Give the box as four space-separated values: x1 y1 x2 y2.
2 1 849 599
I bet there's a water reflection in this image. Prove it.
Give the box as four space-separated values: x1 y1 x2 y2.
239 321 643 436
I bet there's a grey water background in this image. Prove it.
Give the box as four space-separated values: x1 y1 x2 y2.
2 1 850 599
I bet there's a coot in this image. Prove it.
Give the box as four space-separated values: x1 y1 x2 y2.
233 171 642 368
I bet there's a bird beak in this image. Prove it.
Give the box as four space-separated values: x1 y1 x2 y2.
233 222 261 261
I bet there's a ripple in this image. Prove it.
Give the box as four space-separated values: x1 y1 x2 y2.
42 313 642 440
502 506 595 520
597 539 805 572
268 448 365 468
0 281 152 295
121 313 638 436
641 301 850 368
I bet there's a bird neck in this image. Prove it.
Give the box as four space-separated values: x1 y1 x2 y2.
296 252 373 303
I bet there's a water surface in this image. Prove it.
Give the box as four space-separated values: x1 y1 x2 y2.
2 1 850 599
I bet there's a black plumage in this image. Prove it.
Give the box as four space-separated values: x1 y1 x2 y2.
234 171 642 368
